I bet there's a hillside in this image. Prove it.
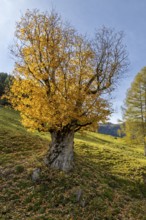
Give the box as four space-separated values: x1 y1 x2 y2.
0 107 146 220
98 123 122 137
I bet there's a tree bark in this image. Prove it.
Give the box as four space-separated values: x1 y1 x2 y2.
44 129 74 172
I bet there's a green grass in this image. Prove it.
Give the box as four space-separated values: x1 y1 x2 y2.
0 106 146 220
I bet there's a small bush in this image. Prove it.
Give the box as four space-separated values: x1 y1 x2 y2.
15 165 24 173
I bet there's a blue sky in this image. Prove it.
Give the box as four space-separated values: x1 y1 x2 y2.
1 0 146 123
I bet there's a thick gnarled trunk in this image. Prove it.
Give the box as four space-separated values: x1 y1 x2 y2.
44 129 74 172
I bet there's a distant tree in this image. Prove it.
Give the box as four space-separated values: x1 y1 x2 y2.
124 67 146 155
8 10 128 172
117 128 122 137
0 72 8 96
0 72 11 105
117 119 125 138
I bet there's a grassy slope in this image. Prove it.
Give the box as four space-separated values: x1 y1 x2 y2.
0 107 146 220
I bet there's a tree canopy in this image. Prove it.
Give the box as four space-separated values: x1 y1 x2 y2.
9 9 128 132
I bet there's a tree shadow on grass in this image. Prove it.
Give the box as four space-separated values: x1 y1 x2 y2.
73 153 146 199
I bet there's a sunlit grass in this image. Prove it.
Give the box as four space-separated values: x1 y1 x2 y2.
0 106 146 220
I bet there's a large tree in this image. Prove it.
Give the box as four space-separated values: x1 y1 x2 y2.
124 67 146 155
8 10 128 171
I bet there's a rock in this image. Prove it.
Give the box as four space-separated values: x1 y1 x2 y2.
31 168 41 182
80 199 86 207
75 189 83 202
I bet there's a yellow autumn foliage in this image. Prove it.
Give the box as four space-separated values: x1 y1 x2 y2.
7 10 128 132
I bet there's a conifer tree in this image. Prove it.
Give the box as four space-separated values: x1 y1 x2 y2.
0 72 11 105
124 67 146 155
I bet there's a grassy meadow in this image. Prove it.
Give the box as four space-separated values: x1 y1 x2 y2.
0 106 146 220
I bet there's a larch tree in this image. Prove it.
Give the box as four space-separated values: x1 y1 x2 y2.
124 67 146 156
8 10 128 171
